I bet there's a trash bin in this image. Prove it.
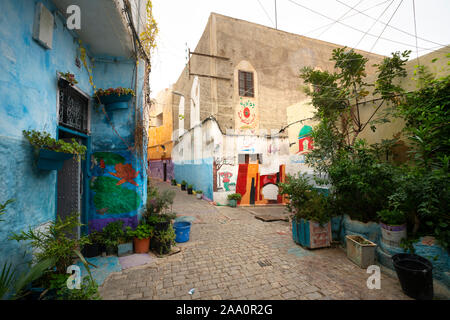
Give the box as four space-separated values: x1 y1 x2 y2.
392 253 433 300
174 221 191 243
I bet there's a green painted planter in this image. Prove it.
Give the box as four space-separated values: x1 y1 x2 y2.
37 149 73 171
292 218 332 249
228 199 237 207
99 93 132 111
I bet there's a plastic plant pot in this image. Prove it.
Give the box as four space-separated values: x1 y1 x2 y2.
392 253 433 300
228 199 237 207
133 237 150 253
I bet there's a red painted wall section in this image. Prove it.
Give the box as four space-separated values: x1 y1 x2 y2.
236 164 248 204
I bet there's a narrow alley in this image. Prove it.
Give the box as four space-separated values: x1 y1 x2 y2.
99 180 410 300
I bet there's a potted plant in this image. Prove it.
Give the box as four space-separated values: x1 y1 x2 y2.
346 235 377 268
101 220 126 256
126 224 153 254
227 193 242 207
95 87 135 111
279 173 332 249
58 71 78 88
23 130 87 170
196 190 203 200
143 189 176 232
171 179 177 186
151 225 176 255
81 231 105 258
180 180 187 191
187 184 194 195
377 209 407 247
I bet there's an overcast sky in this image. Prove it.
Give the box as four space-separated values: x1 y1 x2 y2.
149 0 450 97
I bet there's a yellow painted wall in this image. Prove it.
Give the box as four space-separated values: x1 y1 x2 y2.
148 88 174 160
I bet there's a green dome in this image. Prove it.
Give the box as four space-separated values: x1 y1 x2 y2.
298 125 312 139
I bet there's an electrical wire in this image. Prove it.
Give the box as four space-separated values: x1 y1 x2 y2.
412 0 420 64
286 0 438 51
317 0 364 38
353 0 395 49
369 0 404 52
303 0 391 36
256 0 276 28
336 0 448 48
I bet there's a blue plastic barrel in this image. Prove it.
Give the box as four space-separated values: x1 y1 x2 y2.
174 221 191 243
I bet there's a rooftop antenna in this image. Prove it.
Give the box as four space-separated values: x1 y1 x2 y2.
275 0 278 29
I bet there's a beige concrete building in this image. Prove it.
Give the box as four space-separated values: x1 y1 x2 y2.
152 13 387 205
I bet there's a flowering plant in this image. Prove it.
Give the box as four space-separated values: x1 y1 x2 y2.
59 71 78 85
95 87 135 97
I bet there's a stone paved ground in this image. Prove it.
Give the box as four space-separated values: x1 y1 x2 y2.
99 179 410 300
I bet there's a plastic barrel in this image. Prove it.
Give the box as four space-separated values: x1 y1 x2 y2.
174 221 191 243
392 253 433 300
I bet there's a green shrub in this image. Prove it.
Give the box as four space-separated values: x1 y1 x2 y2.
279 173 331 225
227 193 242 201
48 274 101 300
9 213 89 274
196 190 203 194
377 209 406 225
101 220 128 247
126 224 154 240
153 226 176 255
23 130 87 161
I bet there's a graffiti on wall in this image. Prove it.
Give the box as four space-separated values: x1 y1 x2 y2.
298 125 313 154
89 151 142 231
218 171 236 191
237 134 258 154
235 163 286 205
237 98 257 130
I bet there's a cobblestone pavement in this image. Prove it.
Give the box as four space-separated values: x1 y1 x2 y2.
99 180 410 300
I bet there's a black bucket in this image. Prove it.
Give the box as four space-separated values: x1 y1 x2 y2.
392 253 433 300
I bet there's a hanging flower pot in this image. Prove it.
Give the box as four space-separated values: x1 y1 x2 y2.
37 149 74 171
95 87 135 111
58 72 78 89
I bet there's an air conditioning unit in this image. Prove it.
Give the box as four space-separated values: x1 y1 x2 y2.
33 2 54 49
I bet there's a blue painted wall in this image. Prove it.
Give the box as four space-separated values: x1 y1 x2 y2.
0 0 94 269
174 158 214 201
0 0 147 268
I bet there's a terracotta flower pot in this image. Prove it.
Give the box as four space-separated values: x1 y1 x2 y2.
133 237 150 253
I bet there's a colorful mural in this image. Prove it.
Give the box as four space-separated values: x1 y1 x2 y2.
237 98 257 130
89 151 142 231
219 171 236 191
236 163 286 205
298 125 313 154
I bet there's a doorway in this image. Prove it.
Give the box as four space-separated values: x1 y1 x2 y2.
56 130 87 239
163 162 167 181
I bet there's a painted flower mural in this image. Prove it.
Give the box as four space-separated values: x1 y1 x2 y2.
91 176 141 215
238 98 256 130
89 151 143 231
109 163 140 186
